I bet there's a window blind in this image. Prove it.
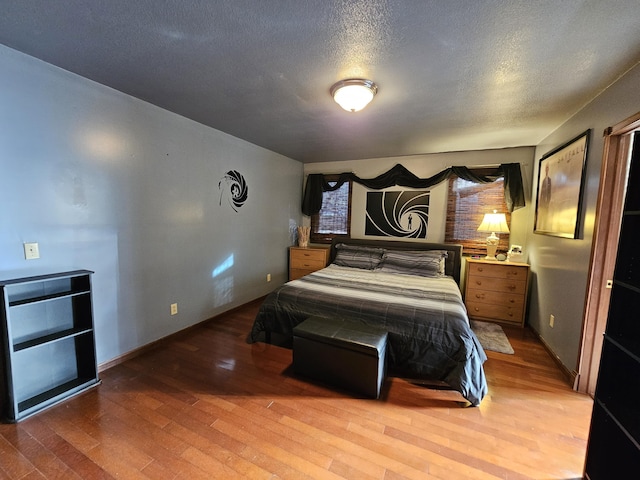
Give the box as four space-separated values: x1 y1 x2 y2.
310 178 351 243
446 175 511 255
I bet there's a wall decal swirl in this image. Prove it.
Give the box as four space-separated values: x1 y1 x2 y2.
218 170 248 212
365 190 429 238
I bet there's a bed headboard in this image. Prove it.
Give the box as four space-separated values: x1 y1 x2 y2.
329 237 463 285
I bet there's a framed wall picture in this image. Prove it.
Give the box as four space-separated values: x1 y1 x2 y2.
534 130 590 238
365 190 430 238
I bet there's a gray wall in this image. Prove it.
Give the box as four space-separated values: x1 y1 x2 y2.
0 45 303 365
525 62 640 373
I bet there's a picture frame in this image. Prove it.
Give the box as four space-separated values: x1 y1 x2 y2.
365 190 430 238
534 130 590 238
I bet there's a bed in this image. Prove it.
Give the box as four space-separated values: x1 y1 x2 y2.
247 238 488 406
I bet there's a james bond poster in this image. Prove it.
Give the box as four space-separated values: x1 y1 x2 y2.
365 190 429 238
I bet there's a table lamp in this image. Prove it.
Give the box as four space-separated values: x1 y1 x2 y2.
477 210 510 260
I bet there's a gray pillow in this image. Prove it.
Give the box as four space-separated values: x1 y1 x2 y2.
377 250 448 277
333 244 385 270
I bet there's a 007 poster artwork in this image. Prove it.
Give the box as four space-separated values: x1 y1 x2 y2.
365 190 430 238
534 130 590 238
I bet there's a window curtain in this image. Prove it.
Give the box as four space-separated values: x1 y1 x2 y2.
301 163 525 216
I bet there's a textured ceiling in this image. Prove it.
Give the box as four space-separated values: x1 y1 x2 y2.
1 1 640 163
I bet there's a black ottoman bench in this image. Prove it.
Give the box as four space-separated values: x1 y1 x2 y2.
292 316 388 399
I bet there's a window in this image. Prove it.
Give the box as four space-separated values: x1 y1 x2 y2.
310 176 352 243
445 171 510 256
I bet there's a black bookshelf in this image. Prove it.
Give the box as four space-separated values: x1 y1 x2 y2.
0 270 100 422
584 133 640 477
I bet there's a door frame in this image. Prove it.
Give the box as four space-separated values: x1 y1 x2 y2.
577 111 640 394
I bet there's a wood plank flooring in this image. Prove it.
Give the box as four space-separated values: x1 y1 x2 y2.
0 298 593 479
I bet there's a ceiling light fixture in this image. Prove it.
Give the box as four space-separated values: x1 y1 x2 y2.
330 78 378 112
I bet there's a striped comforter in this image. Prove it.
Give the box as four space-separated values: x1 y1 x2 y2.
248 264 488 406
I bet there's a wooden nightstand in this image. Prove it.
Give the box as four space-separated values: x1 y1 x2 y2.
289 246 329 281
464 258 530 327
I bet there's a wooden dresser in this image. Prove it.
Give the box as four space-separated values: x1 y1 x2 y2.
289 246 329 281
464 258 530 327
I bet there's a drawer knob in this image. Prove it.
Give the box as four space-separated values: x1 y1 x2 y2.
477 267 484 272
507 284 516 290
475 293 485 299
474 307 480 312
509 298 515 303
475 280 483 286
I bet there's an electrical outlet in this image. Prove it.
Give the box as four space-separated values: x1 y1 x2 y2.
549 314 555 328
267 273 271 282
170 303 178 316
24 242 40 260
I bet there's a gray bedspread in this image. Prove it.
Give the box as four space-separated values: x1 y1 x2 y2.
248 264 488 406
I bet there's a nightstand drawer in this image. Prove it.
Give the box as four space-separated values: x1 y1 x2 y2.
289 247 329 280
290 254 326 270
468 262 528 281
466 288 523 308
466 301 524 325
290 268 317 281
467 277 526 295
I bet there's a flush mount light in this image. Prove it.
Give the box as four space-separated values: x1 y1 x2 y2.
330 78 378 112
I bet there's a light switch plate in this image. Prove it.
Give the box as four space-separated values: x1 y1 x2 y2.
24 242 40 260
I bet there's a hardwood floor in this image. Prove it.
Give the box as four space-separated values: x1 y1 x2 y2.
0 298 593 479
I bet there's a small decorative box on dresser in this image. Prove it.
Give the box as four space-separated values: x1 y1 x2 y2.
464 258 530 327
289 246 329 281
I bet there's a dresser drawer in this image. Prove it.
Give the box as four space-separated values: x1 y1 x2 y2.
467 276 527 295
464 258 530 327
466 301 524 325
466 288 524 308
468 262 528 282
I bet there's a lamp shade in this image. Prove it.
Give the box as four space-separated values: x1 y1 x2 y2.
477 212 510 234
330 79 378 112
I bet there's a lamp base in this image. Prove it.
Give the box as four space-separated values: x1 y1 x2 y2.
484 243 498 260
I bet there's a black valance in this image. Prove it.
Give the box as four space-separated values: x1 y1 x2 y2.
301 163 525 216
